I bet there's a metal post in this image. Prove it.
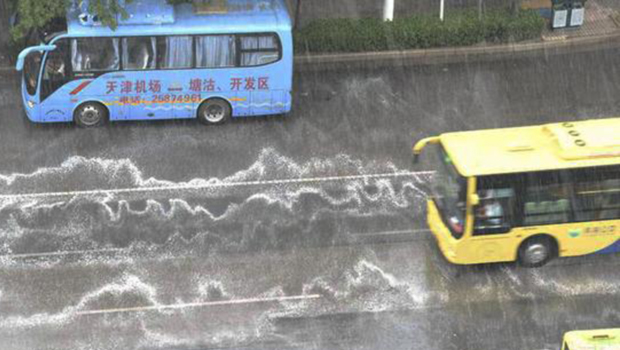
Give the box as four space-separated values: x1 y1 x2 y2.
294 0 302 30
383 0 394 21
440 0 445 21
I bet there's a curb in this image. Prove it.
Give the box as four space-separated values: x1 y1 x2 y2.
294 31 620 71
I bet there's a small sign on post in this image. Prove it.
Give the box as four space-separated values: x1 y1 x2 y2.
552 0 569 29
569 2 585 27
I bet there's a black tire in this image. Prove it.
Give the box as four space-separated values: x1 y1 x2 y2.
74 102 108 127
197 99 231 125
518 236 556 268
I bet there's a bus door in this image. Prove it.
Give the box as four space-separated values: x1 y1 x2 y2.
20 49 44 120
38 39 73 122
465 177 520 263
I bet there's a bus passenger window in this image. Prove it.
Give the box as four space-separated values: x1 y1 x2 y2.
123 37 156 70
196 35 236 68
523 177 571 226
157 36 193 69
474 188 514 235
71 38 120 72
239 35 280 66
573 167 620 222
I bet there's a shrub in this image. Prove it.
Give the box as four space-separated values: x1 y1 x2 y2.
294 9 545 54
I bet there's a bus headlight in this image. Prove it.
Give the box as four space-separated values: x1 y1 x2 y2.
27 100 35 109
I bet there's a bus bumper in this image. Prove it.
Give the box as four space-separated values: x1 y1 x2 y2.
22 101 40 122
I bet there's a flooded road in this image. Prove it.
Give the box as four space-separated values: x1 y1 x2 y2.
1 42 620 349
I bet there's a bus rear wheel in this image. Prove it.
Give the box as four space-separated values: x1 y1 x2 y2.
197 99 231 125
518 236 555 268
74 102 108 127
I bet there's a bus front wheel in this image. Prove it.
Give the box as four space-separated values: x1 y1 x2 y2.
197 99 231 125
74 102 108 127
518 236 556 268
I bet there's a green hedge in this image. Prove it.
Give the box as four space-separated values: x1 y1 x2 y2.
294 10 545 54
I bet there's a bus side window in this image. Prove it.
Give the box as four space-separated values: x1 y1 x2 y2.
71 38 120 72
196 35 236 68
157 36 193 69
123 37 156 70
239 34 280 66
572 166 620 222
523 172 572 226
473 187 515 235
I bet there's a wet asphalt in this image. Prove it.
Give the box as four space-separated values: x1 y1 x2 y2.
1 40 620 349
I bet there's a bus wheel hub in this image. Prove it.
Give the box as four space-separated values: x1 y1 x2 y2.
525 244 547 264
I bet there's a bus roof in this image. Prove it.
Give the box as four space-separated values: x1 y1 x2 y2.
563 328 620 349
440 118 620 177
66 0 292 38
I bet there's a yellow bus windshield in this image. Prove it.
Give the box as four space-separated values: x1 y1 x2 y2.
429 145 467 239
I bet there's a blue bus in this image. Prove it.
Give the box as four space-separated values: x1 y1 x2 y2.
16 0 293 126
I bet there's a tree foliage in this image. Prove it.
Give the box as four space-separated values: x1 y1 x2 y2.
10 0 137 40
11 0 69 39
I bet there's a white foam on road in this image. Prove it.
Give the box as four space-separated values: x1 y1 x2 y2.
0 149 431 255
0 148 429 197
0 171 429 202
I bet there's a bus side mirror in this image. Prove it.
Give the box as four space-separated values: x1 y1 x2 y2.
412 137 440 164
15 44 56 71
469 194 480 206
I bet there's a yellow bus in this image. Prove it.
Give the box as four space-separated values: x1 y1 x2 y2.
561 328 620 350
413 118 620 267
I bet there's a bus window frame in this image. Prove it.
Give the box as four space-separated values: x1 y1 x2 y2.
236 33 283 68
466 166 620 235
150 32 283 72
71 37 122 75
570 165 620 223
155 35 195 70
430 144 469 240
471 174 524 236
23 50 43 97
521 170 575 227
41 32 284 77
122 36 157 71
40 37 73 102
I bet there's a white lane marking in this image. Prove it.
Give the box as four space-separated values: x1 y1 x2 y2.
0 248 127 259
0 171 432 201
76 294 322 316
351 229 430 236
